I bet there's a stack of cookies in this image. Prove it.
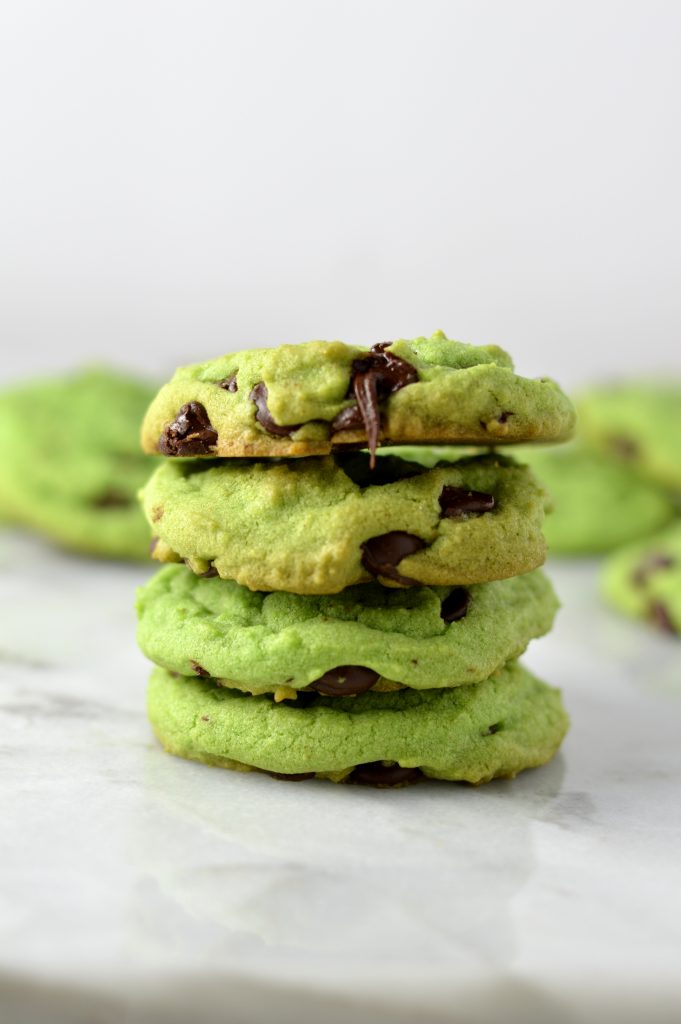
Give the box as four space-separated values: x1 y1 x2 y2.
136 332 575 786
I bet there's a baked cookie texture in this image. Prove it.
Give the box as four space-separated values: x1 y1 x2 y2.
578 382 681 491
512 445 677 554
601 522 681 636
136 564 558 695
147 661 569 784
141 332 576 460
0 368 155 559
142 451 550 593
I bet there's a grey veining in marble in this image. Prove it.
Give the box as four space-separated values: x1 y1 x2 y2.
1 530 680 1024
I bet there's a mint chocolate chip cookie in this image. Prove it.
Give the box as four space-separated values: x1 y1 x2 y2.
578 382 681 491
147 661 568 784
142 451 550 593
601 522 681 636
0 368 156 560
514 445 677 554
137 564 558 696
141 332 575 463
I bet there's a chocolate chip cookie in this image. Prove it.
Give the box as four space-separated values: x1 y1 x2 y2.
578 381 681 491
141 332 575 464
601 522 681 636
142 451 550 593
147 660 569 784
0 368 156 559
137 563 558 695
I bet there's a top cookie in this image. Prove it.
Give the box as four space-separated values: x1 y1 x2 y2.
141 332 575 463
578 381 681 491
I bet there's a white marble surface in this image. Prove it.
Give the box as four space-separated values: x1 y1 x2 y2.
1 530 680 1024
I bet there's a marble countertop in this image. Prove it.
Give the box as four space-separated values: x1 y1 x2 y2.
1 531 680 1024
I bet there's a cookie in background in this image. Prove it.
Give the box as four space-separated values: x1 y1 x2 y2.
0 367 156 560
601 521 681 637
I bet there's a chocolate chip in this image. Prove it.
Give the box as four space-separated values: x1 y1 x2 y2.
497 411 512 424
267 771 316 781
608 435 639 460
159 402 218 456
360 531 427 586
217 375 238 392
250 381 303 437
631 554 675 588
201 715 210 722
334 451 426 488
350 762 424 787
649 601 678 635
331 343 418 467
190 660 210 677
197 565 219 579
440 587 470 623
438 486 495 519
483 722 502 735
310 665 380 697
92 489 131 508
151 505 164 522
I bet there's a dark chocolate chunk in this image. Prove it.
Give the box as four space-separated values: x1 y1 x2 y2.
310 665 379 697
496 411 512 424
334 451 426 488
151 505 164 522
649 601 678 635
440 587 470 623
92 489 131 508
360 531 427 586
483 722 502 735
438 486 495 519
190 660 210 677
631 553 675 588
217 375 238 392
250 381 302 437
267 771 316 781
350 762 424 787
159 402 218 456
331 343 418 467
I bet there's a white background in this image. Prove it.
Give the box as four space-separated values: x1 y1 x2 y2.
1 0 680 388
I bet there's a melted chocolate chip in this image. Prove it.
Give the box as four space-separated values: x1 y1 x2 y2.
190 660 210 677
440 587 470 623
438 486 495 519
267 771 316 781
159 402 218 456
92 489 131 508
217 375 238 392
360 531 427 586
649 601 678 635
250 381 303 437
310 665 379 697
350 762 424 787
331 343 418 467
631 554 675 588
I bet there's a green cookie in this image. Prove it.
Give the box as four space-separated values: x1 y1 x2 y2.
578 382 681 491
601 522 681 636
137 564 558 696
142 452 550 593
141 332 575 461
513 445 677 554
0 368 156 560
148 661 568 784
